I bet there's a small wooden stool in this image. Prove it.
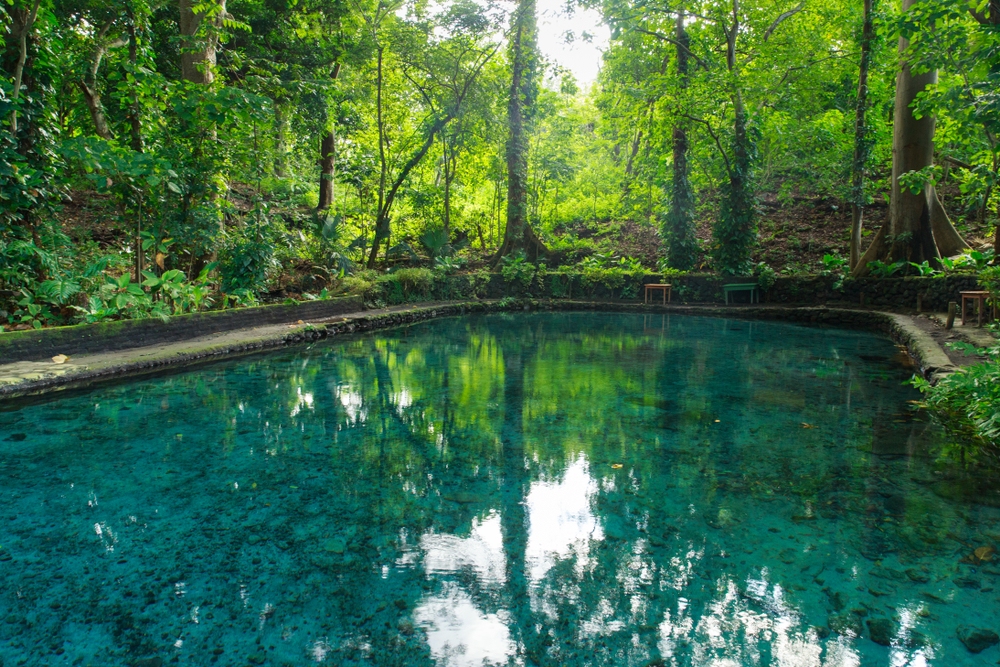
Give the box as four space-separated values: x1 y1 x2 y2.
644 283 672 304
960 290 990 327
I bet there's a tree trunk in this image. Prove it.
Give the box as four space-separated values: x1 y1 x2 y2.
179 0 221 85
853 0 968 275
8 0 41 135
929 184 968 256
317 62 340 210
442 130 452 239
367 45 389 268
79 23 125 141
274 102 288 178
367 115 453 268
850 0 874 270
318 131 335 210
492 0 549 264
127 12 143 152
665 10 698 271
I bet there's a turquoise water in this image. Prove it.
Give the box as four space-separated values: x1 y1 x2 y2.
1 312 998 667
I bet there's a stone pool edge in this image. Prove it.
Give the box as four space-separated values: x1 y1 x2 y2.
0 300 956 400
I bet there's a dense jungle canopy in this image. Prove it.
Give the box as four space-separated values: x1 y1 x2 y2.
1 0 999 319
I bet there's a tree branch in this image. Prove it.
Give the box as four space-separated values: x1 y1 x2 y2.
632 27 709 70
683 113 731 177
764 2 804 41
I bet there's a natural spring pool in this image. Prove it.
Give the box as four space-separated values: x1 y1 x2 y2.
1 312 998 666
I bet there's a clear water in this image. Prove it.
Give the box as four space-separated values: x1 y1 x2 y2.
1 312 998 667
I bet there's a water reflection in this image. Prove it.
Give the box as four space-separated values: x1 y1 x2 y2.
414 583 515 667
0 313 988 667
526 455 603 582
422 512 506 585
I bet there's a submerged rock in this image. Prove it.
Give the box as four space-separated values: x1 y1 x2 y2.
957 626 999 653
323 538 347 554
828 613 862 637
867 617 897 646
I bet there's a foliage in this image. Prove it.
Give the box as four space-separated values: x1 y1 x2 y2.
420 228 452 259
0 0 995 327
909 261 942 278
655 258 688 281
143 267 216 314
866 259 906 278
980 265 1000 303
913 331 1000 463
754 262 777 292
434 255 467 274
220 218 279 295
500 252 538 289
941 250 996 273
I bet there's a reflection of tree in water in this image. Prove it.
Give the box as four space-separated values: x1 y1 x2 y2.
212 317 957 662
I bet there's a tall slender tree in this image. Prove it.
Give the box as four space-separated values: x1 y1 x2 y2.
849 0 876 270
493 0 548 263
665 9 698 270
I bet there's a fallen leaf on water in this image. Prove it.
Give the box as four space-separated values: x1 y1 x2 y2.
974 546 995 562
51 354 69 364
714 419 721 423
801 423 815 429
611 464 623 469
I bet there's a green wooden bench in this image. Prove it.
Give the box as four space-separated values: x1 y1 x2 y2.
723 283 759 305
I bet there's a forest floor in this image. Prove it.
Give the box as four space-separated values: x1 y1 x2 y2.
56 185 996 281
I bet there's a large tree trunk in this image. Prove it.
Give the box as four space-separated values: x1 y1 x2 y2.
492 0 549 264
849 0 874 270
178 0 221 85
854 0 968 275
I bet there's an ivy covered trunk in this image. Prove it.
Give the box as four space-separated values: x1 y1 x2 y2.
665 11 698 271
493 0 548 264
713 97 757 276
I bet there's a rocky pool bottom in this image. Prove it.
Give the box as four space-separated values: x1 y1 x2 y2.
0 312 998 666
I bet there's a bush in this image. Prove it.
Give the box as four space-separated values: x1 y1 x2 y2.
500 252 537 289
913 332 1000 464
220 228 278 294
391 267 435 294
755 262 777 292
980 265 1000 302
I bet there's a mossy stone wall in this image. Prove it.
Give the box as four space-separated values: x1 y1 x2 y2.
0 296 363 363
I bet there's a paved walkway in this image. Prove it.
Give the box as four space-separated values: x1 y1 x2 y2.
0 302 444 398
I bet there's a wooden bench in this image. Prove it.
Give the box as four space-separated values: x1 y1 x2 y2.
723 283 759 305
644 283 672 304
961 290 992 327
